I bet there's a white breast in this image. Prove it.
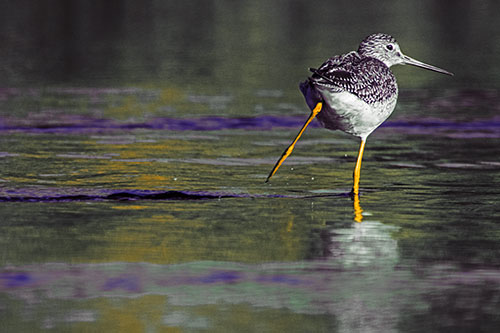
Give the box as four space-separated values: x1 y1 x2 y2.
317 90 398 139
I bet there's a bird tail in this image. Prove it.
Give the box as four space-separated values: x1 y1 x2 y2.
299 78 322 111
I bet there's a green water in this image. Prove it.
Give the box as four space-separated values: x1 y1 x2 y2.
2 1 500 332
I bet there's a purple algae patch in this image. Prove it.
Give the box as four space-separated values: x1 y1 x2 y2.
0 115 317 133
2 113 500 136
256 274 303 285
102 276 141 292
198 271 241 284
0 272 32 288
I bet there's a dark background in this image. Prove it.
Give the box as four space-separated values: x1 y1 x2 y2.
1 0 499 89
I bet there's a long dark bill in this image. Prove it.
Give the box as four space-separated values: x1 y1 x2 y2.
402 55 454 76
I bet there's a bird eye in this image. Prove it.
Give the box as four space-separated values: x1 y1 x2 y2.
386 44 393 51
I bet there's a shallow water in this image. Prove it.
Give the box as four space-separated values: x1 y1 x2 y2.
1 87 500 332
2 1 500 332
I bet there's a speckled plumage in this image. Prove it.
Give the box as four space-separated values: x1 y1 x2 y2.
309 53 397 105
300 33 401 137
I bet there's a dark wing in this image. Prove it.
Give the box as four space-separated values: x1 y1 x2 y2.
309 53 397 105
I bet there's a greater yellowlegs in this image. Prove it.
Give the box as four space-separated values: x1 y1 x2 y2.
266 33 453 195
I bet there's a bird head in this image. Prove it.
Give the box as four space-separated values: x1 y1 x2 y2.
358 33 453 75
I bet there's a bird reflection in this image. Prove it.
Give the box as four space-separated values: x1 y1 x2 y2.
353 194 363 223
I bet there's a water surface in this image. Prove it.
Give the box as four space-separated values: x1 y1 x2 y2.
2 1 500 332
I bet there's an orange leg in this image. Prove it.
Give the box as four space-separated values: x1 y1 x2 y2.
353 192 363 223
266 102 322 182
352 138 366 195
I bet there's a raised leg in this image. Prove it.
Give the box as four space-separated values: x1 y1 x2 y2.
352 138 366 195
266 102 323 182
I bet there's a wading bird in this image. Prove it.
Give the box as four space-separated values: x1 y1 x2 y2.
266 33 453 195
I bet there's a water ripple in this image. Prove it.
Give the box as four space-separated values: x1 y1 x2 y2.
0 188 297 202
3 114 500 135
